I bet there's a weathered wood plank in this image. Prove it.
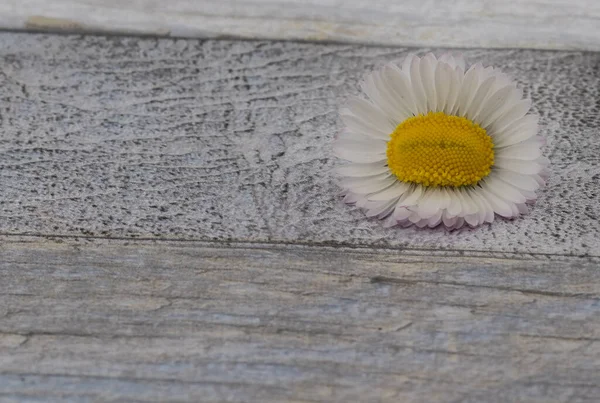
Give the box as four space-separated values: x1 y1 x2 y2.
1 237 600 402
1 0 600 51
0 33 598 256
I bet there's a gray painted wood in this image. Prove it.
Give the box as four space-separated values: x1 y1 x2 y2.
0 33 598 256
2 31 600 402
1 0 600 51
1 237 600 402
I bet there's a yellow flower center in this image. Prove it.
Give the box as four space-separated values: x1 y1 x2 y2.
386 112 494 188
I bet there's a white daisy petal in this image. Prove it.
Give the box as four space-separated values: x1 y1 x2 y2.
532 174 546 187
460 189 480 217
398 219 412 228
415 218 429 228
476 194 492 225
444 67 463 115
352 176 397 194
442 212 458 228
336 128 375 142
363 70 414 124
445 53 466 72
479 188 515 218
341 172 391 189
456 57 466 72
361 74 398 124
339 112 391 140
402 53 416 73
482 177 527 204
539 168 550 180
521 189 538 201
496 140 543 160
334 139 386 153
373 202 397 218
494 158 545 175
440 53 466 72
480 87 523 129
383 215 399 228
367 181 410 201
408 211 421 224
456 63 482 116
418 188 445 219
336 162 390 177
446 188 463 217
393 205 413 221
400 185 424 207
409 56 428 114
493 169 540 191
488 70 510 91
483 199 495 223
517 204 529 215
356 196 370 208
439 53 455 68
510 203 520 217
428 210 443 228
345 97 394 130
469 190 492 225
333 146 386 163
465 213 479 227
440 188 452 210
343 192 361 204
434 62 452 113
490 99 532 134
420 54 438 112
480 66 494 80
464 75 496 122
537 156 551 167
366 197 400 218
475 85 514 126
445 217 460 230
494 115 539 147
381 65 417 118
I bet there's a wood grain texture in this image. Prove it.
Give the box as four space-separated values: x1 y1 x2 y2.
0 33 599 256
1 0 600 50
1 236 600 402
2 31 600 403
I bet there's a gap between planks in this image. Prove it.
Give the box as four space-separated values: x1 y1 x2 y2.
1 234 598 262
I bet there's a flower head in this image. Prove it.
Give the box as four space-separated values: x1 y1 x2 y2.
334 53 549 229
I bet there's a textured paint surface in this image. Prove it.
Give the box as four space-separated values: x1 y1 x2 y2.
0 33 599 255
1 0 600 50
1 237 600 402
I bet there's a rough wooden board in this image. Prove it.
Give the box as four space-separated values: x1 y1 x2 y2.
0 33 599 256
1 0 600 51
0 237 599 402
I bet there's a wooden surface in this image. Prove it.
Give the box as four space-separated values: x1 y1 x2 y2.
1 32 600 401
2 237 600 402
1 34 600 256
1 0 600 51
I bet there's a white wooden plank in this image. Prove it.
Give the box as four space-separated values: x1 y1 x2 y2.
0 0 599 50
0 33 598 256
1 237 600 402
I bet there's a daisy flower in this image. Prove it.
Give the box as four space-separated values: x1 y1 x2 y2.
334 53 549 229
